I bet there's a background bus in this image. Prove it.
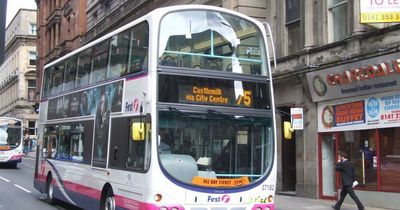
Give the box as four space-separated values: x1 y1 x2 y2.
34 5 277 210
0 117 23 168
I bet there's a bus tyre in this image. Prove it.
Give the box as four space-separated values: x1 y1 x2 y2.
46 174 55 204
11 163 17 168
101 189 115 210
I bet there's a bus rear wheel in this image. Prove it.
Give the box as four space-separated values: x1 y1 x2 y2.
46 174 56 204
101 189 115 210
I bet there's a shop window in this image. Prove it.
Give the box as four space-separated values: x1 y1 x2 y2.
338 130 377 190
379 127 400 191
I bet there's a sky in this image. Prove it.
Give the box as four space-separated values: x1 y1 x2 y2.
6 0 37 27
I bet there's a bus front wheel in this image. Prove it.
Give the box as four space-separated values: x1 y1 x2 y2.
46 174 55 204
10 162 17 168
101 189 115 210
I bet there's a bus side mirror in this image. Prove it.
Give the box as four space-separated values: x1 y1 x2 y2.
131 122 145 141
283 121 294 139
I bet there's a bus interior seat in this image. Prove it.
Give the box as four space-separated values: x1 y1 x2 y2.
159 154 198 183
160 55 177 67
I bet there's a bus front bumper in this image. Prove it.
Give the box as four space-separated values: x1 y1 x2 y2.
0 154 23 163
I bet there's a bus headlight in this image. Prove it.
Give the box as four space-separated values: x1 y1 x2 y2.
159 207 168 210
154 193 162 202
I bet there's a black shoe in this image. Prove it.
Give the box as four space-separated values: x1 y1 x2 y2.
331 205 339 210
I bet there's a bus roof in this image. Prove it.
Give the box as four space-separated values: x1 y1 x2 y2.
44 4 265 69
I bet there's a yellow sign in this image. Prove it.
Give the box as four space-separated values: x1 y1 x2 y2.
192 176 250 187
360 1 400 23
361 12 400 23
235 91 252 107
0 146 11 150
185 86 229 105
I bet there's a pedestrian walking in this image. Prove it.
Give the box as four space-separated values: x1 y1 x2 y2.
23 129 30 155
332 151 364 210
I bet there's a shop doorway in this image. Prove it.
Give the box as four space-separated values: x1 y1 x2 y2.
318 133 337 199
281 106 296 192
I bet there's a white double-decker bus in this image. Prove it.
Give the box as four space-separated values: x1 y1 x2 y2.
0 117 23 168
34 5 277 210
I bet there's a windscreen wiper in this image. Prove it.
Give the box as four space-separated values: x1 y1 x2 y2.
168 106 206 119
206 109 235 120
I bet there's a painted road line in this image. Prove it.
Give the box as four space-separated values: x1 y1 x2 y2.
21 163 34 168
14 184 31 193
0 176 10 182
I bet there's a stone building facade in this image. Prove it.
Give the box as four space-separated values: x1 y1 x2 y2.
269 1 400 209
0 9 38 134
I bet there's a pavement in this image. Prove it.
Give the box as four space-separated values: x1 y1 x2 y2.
275 193 389 210
25 150 37 159
23 152 389 210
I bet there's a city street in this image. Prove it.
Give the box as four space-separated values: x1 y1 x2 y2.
0 156 80 210
275 193 389 210
0 154 389 210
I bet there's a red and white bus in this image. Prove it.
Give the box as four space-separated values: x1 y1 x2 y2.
0 117 23 168
34 5 277 210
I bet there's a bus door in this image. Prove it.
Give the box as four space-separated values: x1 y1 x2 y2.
43 128 58 159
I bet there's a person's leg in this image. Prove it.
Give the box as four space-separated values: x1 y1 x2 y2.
333 186 348 209
346 186 364 210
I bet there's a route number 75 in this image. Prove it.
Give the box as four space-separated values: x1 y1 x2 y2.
236 91 252 107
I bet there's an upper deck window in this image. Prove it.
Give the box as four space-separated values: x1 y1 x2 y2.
159 10 267 76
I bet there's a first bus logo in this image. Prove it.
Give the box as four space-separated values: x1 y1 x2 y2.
207 194 231 203
125 99 139 112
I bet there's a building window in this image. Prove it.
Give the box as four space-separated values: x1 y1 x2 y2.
27 79 36 102
29 23 37 35
286 0 303 54
28 121 36 135
29 51 37 65
328 0 348 42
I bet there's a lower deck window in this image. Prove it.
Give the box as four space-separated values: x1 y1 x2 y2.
43 121 93 164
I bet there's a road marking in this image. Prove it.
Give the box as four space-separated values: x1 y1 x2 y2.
0 176 10 182
14 184 31 193
21 163 34 168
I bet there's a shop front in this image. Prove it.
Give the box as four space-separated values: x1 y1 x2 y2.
307 52 400 209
